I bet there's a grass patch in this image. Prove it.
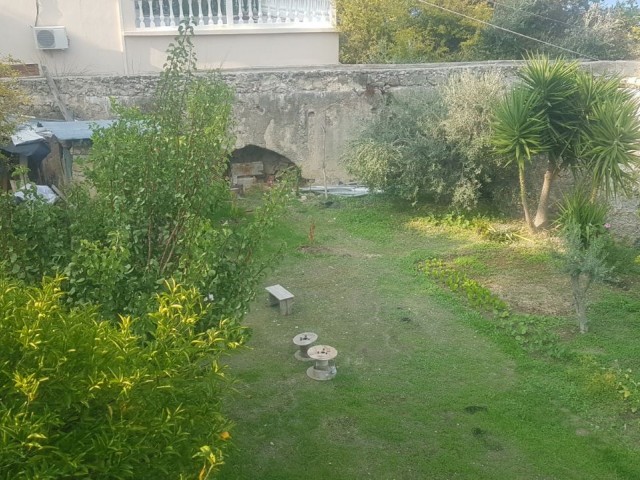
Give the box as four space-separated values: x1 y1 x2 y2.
217 196 640 479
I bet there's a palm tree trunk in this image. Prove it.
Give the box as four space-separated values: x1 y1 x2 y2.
534 160 560 229
519 165 535 233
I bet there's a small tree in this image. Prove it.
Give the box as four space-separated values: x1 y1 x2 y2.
491 86 548 231
345 71 514 211
64 24 291 322
557 188 610 334
561 3 635 60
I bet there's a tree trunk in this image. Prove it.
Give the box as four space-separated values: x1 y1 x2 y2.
534 161 560 229
519 165 535 233
572 273 589 334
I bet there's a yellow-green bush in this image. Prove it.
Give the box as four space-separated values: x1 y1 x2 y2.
0 276 242 479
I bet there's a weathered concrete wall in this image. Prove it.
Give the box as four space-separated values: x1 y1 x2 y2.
19 60 640 184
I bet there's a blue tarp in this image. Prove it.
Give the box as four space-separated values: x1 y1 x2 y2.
38 120 114 141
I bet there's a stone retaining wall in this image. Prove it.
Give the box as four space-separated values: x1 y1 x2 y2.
16 60 640 242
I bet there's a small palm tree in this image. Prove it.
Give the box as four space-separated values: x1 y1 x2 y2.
492 87 548 232
518 55 580 228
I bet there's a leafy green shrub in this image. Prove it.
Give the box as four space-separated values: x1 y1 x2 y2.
63 232 135 317
344 71 517 212
0 276 242 479
10 25 292 324
0 186 70 283
440 70 518 210
344 92 454 205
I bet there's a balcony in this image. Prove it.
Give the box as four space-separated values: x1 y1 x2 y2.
133 0 334 29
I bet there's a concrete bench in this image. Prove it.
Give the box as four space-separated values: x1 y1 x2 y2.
266 284 294 315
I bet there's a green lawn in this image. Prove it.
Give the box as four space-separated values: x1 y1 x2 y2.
217 196 640 479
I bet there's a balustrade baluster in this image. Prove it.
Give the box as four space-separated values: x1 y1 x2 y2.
296 0 303 22
196 0 203 24
187 0 195 24
247 0 254 23
168 0 175 26
216 0 223 24
224 0 233 24
146 0 155 26
237 0 245 24
265 0 273 23
178 0 185 22
256 0 262 23
206 0 214 24
274 0 280 23
157 0 165 26
134 0 336 28
136 0 145 28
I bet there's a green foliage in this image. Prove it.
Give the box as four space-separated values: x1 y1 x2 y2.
492 86 548 166
0 57 27 144
420 258 509 314
345 71 514 211
558 209 610 333
58 24 293 322
336 0 491 63
0 27 291 476
63 232 135 317
559 219 610 282
0 276 240 479
0 184 70 283
556 187 609 248
561 4 637 60
580 358 640 414
577 92 640 198
474 0 637 60
344 92 454 205
440 70 518 210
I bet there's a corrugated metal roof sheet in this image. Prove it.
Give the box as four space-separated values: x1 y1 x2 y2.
38 120 114 141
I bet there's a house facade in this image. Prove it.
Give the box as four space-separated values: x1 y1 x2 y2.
1 0 338 75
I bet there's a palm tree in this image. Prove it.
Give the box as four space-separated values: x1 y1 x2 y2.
518 55 580 228
492 87 548 232
493 54 640 231
578 90 640 200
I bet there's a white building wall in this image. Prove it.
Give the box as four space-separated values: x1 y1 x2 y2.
0 0 339 75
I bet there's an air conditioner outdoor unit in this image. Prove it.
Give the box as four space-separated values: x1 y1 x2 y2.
33 26 68 50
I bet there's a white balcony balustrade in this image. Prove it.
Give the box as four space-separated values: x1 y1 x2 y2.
134 0 334 29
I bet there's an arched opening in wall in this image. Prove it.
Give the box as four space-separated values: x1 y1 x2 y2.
229 145 297 192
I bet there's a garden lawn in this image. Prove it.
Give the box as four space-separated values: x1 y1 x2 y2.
217 196 640 480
